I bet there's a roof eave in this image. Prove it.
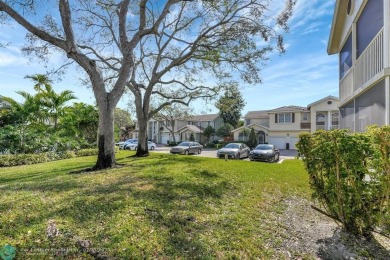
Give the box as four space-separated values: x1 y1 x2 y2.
327 0 341 55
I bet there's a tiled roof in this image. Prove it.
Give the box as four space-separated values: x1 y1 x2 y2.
244 110 269 119
188 113 220 121
267 106 308 113
177 124 203 133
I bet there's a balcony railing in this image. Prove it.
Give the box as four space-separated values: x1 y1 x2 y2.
354 28 384 91
339 28 384 103
340 68 354 102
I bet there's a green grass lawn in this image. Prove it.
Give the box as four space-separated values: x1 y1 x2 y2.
0 151 310 259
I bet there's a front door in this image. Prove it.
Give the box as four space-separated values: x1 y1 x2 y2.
258 131 265 144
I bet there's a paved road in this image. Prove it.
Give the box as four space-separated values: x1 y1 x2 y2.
154 147 297 162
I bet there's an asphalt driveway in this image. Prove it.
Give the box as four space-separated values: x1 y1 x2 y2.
154 146 298 161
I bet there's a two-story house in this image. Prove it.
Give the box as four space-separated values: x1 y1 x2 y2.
328 0 388 132
232 96 340 149
132 113 224 144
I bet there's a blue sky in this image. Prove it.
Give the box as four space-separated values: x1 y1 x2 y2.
0 0 338 116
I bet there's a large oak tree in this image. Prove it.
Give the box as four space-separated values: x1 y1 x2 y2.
0 0 296 167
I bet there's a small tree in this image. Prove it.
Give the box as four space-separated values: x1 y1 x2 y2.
215 85 246 128
114 108 133 141
247 128 258 148
297 128 390 238
216 124 233 140
203 125 216 143
189 133 195 141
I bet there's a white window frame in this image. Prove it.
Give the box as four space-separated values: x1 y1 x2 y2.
277 113 292 123
302 112 309 122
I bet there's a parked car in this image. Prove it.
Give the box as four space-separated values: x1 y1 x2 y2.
217 143 250 159
117 139 138 150
125 141 156 151
249 144 280 162
170 141 203 155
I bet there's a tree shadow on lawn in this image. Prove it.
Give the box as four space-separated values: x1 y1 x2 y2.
53 168 234 258
1 154 236 258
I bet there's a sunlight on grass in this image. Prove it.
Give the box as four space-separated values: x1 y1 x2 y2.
0 151 310 258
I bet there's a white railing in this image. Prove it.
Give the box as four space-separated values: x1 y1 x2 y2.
340 68 354 102
354 28 384 91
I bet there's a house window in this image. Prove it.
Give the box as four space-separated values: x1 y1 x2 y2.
245 119 251 125
332 112 339 129
188 121 193 125
302 112 309 122
339 33 352 80
357 0 383 58
277 113 293 123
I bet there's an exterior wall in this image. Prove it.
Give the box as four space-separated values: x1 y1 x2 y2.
267 130 309 149
331 0 389 132
249 118 269 128
213 117 224 130
340 79 387 132
309 98 340 132
175 120 187 131
336 0 365 52
269 112 303 131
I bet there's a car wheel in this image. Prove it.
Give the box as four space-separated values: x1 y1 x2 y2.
150 146 155 150
236 152 240 159
275 154 279 162
198 149 201 154
185 150 189 155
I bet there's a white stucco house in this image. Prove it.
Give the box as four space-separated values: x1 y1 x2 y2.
133 114 224 144
328 0 389 132
232 96 340 149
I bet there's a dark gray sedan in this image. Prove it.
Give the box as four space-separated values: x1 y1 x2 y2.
217 143 250 159
170 141 203 155
249 144 280 162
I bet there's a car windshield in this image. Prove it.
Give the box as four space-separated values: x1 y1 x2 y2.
224 143 240 149
178 142 190 146
255 145 273 150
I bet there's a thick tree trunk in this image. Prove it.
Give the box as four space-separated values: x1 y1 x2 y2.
93 103 116 170
135 117 149 157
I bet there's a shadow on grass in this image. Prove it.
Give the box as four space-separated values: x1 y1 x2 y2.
1 154 236 258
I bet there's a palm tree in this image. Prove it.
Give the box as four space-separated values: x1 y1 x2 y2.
25 74 52 93
0 93 43 153
38 87 76 129
26 74 77 129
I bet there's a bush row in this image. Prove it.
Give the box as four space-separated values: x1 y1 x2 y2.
0 148 99 167
296 126 389 238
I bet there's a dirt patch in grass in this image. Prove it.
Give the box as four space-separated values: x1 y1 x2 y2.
276 196 390 259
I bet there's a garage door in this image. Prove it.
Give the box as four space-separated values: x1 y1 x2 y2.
290 137 300 150
160 134 169 144
268 137 286 149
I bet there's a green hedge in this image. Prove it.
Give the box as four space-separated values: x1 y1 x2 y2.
296 127 389 237
0 148 99 167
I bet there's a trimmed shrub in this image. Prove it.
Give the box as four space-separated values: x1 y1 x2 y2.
297 127 389 237
0 148 100 167
75 148 98 157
